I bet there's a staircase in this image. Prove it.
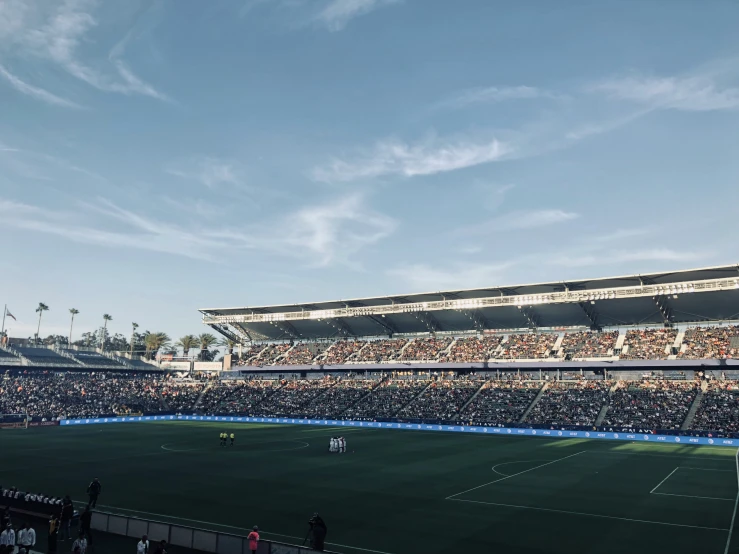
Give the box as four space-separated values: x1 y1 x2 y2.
518 383 549 423
159 390 170 412
594 405 610 426
53 348 84 365
347 341 371 363
681 388 705 430
395 339 413 361
391 380 433 417
193 383 213 414
439 339 457 360
458 380 489 415
552 333 565 353
615 332 627 357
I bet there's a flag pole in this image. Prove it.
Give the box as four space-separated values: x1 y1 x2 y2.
1 304 6 337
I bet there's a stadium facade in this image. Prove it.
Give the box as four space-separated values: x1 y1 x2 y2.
200 264 739 370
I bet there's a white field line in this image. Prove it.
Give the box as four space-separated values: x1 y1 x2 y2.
723 449 739 554
649 467 680 494
446 451 585 500
679 467 735 472
447 498 728 532
72 502 396 554
491 460 554 477
653 492 735 502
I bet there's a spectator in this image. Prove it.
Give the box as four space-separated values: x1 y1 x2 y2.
153 540 168 554
72 532 88 554
59 496 73 541
137 534 150 554
48 516 59 554
18 522 36 554
86 478 101 508
0 524 15 550
79 507 93 547
247 526 260 554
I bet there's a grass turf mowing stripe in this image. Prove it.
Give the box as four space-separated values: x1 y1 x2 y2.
723 449 739 554
649 467 679 494
447 498 729 532
446 450 585 499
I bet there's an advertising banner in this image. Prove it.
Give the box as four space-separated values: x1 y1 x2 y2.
58 414 739 447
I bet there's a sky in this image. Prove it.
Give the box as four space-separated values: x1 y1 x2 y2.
1 0 738 344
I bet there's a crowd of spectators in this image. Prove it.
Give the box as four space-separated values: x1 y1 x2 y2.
525 381 611 426
603 380 698 430
399 338 453 362
252 344 292 366
254 378 332 417
0 373 165 419
458 380 540 425
439 336 502 363
161 382 205 413
343 380 428 419
352 339 407 363
622 329 677 360
692 382 739 433
560 331 619 358
282 343 325 365
496 334 556 360
236 345 267 365
322 341 365 365
198 380 277 415
679 326 739 360
301 379 378 418
398 379 480 421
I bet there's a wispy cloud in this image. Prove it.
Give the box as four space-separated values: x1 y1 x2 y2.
0 193 395 267
314 0 400 31
589 74 739 112
0 64 81 108
550 248 706 268
456 209 579 236
312 135 511 182
387 261 515 291
437 85 559 109
279 193 397 266
166 157 244 189
2 0 169 103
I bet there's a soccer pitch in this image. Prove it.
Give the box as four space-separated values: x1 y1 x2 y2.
2 422 739 554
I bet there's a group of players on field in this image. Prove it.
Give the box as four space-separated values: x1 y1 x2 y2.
329 436 347 453
219 432 235 447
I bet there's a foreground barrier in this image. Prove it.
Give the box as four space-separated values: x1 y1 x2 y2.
91 511 337 554
58 413 739 447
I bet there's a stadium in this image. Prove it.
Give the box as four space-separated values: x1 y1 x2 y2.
3 264 739 554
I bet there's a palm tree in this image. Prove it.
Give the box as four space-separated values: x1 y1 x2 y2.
218 337 237 356
68 309 79 348
35 303 49 344
130 322 139 356
197 333 218 361
144 332 171 360
175 335 198 358
101 314 113 351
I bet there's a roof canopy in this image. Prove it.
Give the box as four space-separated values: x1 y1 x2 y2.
201 264 739 342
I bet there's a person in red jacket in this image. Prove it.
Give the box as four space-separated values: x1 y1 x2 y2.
247 526 259 554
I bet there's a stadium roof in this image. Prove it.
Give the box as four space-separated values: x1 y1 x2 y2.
201 264 739 342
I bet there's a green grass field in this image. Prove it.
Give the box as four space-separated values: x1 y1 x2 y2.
2 422 739 554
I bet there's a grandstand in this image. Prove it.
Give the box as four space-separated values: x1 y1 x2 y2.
201 264 739 369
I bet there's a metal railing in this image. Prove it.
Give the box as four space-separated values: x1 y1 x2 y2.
91 511 340 554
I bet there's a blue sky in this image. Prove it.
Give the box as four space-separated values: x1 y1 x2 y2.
1 0 738 343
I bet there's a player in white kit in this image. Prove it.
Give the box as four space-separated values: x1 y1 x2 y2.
339 437 346 453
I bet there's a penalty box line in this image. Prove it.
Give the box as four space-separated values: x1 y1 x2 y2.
445 450 585 500
649 467 736 501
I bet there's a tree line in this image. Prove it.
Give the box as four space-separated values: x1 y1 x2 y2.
3 303 232 362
